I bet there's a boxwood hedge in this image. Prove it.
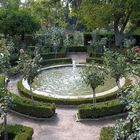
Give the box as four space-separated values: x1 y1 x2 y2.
0 76 56 118
17 79 129 105
0 124 33 140
41 57 72 66
78 99 125 119
67 46 87 52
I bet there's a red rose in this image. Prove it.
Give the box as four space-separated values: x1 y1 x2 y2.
134 48 140 53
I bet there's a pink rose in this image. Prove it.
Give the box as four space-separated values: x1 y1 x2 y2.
19 48 24 54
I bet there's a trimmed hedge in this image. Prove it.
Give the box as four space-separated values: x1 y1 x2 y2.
17 80 129 105
99 127 113 140
0 124 33 140
41 47 67 59
86 57 103 64
0 76 56 118
41 57 72 66
78 99 125 119
67 46 87 52
11 94 56 118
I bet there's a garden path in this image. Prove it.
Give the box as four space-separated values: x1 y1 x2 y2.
6 76 116 140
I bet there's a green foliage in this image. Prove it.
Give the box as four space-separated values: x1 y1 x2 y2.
91 31 107 54
114 84 140 140
41 58 72 66
67 46 87 52
30 0 68 27
99 127 113 140
11 94 56 118
19 48 42 85
0 8 40 38
104 50 130 87
0 124 33 140
40 47 67 59
81 62 106 90
78 99 125 119
86 57 103 64
78 0 140 46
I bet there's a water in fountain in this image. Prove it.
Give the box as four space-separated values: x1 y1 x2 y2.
72 60 76 69
32 66 116 97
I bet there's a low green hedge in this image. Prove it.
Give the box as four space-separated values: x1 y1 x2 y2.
67 46 87 52
17 80 129 105
0 76 56 118
99 127 113 140
11 94 56 118
0 124 33 140
78 99 125 119
41 47 67 59
41 57 72 66
86 57 103 64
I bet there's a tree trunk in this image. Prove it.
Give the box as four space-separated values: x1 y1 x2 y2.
115 33 123 48
4 114 8 140
93 89 96 105
29 85 34 107
116 77 121 89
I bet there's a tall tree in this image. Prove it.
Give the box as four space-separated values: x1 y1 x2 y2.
78 0 140 47
0 9 40 40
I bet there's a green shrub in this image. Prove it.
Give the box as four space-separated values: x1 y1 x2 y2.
87 46 94 57
67 46 87 52
99 127 113 140
86 57 103 64
78 99 125 119
17 80 129 105
11 94 56 118
41 57 72 66
0 124 33 140
10 54 19 66
41 47 67 59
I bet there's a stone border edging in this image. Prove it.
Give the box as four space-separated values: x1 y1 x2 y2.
9 109 57 121
75 112 128 122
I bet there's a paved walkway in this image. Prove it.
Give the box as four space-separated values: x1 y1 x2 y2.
6 76 116 140
7 108 116 140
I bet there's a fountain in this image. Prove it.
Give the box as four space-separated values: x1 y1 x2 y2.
72 60 76 68
22 64 125 99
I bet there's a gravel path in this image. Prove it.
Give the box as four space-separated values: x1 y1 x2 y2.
7 108 116 140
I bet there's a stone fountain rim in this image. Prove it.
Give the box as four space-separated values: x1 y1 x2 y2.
22 64 126 99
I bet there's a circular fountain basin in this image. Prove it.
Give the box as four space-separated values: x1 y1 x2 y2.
22 64 125 99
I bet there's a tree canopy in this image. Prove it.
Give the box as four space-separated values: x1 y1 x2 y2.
78 0 140 46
